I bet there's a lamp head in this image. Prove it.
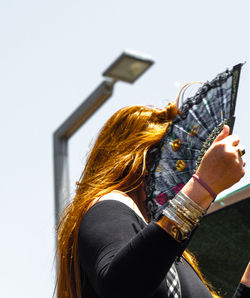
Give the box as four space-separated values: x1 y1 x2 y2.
103 50 154 84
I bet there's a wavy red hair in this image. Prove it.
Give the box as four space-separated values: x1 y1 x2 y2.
56 102 220 298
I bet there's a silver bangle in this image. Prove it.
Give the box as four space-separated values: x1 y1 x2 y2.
162 208 193 235
159 191 206 242
175 194 204 221
172 199 200 224
177 191 206 215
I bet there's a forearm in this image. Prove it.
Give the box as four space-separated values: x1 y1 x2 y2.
181 176 213 209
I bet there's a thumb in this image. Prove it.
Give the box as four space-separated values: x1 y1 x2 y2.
213 125 230 144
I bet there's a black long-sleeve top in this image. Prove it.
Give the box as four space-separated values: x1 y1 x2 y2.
78 200 250 298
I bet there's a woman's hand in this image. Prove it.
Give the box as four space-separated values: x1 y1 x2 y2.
182 125 245 209
196 125 245 195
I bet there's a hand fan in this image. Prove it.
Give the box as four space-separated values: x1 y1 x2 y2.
146 64 243 221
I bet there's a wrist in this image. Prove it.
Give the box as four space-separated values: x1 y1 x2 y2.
192 174 217 201
181 177 214 210
157 191 206 243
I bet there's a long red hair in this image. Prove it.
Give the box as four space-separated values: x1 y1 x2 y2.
56 103 220 297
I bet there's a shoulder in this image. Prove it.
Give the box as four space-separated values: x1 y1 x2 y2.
78 195 147 254
85 190 146 222
98 191 145 220
79 193 146 235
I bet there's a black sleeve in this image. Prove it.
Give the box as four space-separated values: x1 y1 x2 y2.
233 283 250 298
78 200 184 298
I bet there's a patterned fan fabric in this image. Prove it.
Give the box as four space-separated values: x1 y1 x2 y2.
146 64 243 221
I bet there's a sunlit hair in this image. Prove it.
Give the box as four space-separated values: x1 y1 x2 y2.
56 102 220 298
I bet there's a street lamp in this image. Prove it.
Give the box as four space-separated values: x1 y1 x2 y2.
103 50 154 83
53 50 154 226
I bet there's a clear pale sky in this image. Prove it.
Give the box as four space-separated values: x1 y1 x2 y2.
1 1 249 297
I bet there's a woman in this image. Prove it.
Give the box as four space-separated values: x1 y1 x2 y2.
56 103 249 297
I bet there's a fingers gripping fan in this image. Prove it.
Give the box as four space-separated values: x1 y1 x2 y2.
146 64 243 221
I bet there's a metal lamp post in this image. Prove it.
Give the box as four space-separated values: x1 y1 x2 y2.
53 50 154 227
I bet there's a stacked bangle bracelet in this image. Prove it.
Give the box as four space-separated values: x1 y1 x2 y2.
157 190 206 243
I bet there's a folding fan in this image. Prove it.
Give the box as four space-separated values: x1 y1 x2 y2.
146 63 243 221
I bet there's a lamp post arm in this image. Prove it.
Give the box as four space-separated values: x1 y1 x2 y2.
54 80 115 140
